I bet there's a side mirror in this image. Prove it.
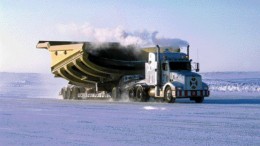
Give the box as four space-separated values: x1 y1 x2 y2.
195 63 200 72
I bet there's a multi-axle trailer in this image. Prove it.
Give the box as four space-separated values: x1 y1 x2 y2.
37 41 209 103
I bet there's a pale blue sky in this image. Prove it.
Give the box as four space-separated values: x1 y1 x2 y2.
0 0 259 73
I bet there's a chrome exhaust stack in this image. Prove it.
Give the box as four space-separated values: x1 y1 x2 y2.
156 45 162 97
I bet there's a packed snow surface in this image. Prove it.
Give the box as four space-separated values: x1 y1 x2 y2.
0 72 259 146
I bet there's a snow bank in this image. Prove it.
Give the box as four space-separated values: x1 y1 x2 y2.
202 72 260 92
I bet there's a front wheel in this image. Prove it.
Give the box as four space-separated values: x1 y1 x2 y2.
164 87 175 103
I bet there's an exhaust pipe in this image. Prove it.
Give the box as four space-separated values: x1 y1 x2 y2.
156 45 162 97
187 45 190 59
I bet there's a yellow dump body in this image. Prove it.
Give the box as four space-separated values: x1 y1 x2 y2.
37 41 148 89
37 41 180 91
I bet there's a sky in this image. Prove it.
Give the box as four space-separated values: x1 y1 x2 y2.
0 0 260 73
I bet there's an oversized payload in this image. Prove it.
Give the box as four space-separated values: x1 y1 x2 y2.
37 41 149 91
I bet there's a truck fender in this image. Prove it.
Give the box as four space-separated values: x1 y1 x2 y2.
162 82 176 92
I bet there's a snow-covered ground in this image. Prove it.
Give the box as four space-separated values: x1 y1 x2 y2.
0 72 259 146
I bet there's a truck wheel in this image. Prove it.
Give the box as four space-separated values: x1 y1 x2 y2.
67 87 72 99
195 97 204 103
71 87 79 100
112 87 119 100
61 87 67 99
128 88 135 99
135 86 149 102
164 87 175 103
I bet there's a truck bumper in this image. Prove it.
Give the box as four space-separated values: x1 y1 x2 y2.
175 90 210 98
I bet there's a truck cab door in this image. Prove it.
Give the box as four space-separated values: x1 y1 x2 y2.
162 62 170 84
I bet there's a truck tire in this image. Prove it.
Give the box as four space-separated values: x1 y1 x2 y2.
71 87 79 100
128 88 135 99
135 86 149 102
194 97 204 103
112 87 120 100
61 87 67 99
67 87 72 99
164 86 175 103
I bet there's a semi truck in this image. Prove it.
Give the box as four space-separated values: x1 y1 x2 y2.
37 41 209 103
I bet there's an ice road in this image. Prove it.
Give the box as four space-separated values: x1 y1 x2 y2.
0 94 259 146
0 72 260 146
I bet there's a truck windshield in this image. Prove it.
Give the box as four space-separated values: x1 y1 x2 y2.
169 62 191 71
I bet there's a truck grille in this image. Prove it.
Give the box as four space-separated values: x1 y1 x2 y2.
185 76 202 90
